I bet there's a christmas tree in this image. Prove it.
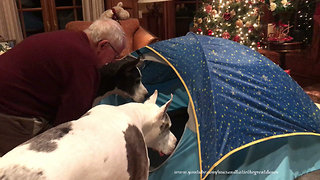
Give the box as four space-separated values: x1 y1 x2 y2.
193 0 265 49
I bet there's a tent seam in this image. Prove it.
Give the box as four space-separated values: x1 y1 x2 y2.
144 45 204 180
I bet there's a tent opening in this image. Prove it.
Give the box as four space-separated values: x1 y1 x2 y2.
98 51 195 171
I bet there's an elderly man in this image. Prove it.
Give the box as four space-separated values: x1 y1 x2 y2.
0 18 126 156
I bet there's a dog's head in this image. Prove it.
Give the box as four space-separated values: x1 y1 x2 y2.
97 55 148 102
142 90 177 155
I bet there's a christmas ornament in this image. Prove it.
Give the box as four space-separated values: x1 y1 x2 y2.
230 10 236 18
245 21 252 28
205 4 213 13
233 35 241 42
222 32 231 39
236 19 243 27
253 7 259 16
223 12 231 21
211 9 218 17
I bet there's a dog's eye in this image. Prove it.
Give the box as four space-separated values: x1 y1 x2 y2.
160 123 170 131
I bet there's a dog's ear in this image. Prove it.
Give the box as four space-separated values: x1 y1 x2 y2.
100 60 124 76
144 90 158 104
120 55 140 71
154 94 173 123
159 94 173 114
134 50 145 68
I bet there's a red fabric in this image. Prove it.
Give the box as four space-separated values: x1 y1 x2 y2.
0 31 100 125
314 15 320 24
312 15 320 62
315 2 320 15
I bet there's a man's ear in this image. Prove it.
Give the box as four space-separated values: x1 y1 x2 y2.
97 40 108 51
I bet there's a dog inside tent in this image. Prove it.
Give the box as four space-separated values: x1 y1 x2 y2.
99 33 320 180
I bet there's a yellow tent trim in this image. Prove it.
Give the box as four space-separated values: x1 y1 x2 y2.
202 132 320 180
144 46 204 179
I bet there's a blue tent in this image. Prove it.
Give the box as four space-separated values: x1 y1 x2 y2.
101 33 320 179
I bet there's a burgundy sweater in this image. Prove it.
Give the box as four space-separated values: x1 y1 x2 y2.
0 30 100 125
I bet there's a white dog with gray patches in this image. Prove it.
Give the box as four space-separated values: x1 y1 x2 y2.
0 90 177 180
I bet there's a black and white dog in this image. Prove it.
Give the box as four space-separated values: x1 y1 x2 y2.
0 90 177 180
93 55 148 106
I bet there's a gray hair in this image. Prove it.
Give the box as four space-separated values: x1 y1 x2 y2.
84 18 126 51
